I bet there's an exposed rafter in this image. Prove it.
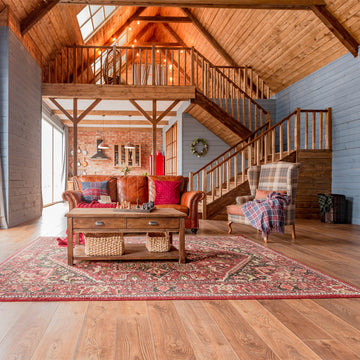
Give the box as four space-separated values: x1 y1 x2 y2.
134 16 191 22
21 0 60 35
58 0 325 10
311 5 359 57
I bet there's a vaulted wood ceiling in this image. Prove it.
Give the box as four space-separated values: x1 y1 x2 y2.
2 0 360 93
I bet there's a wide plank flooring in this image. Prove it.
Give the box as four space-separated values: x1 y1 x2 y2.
0 203 360 360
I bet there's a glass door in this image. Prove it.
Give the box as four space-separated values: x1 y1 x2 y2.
41 119 64 206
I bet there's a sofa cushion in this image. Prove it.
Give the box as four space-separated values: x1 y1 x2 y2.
117 175 148 204
154 180 181 205
74 175 118 202
81 181 109 202
155 204 189 215
148 176 185 202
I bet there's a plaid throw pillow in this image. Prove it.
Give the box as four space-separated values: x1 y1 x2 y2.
81 181 109 202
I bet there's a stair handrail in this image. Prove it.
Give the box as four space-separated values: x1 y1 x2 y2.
197 107 332 219
192 121 271 177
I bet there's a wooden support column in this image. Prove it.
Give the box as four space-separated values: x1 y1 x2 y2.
49 97 101 176
152 100 157 175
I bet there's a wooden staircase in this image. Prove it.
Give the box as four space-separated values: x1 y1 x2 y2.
189 108 333 220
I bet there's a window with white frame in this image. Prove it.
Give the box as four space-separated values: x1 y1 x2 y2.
77 5 118 42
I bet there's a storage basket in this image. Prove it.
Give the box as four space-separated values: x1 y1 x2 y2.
84 233 125 256
146 232 171 252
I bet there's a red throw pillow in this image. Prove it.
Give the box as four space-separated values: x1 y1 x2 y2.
154 180 181 205
255 189 287 200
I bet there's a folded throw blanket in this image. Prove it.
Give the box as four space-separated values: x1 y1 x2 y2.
241 191 290 237
77 201 116 208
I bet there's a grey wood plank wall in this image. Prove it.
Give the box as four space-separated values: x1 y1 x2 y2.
275 49 360 224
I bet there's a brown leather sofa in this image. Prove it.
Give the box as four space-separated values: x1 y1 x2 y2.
62 175 205 233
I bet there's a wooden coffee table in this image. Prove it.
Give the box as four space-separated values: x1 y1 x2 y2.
65 207 187 265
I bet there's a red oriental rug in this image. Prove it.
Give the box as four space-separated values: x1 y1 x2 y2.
0 235 359 302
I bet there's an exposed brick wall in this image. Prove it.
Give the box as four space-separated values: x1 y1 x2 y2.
68 128 163 176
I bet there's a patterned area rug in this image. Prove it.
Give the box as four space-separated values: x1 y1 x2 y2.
1 235 360 301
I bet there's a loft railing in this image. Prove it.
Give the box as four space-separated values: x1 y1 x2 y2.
44 45 270 128
189 108 332 219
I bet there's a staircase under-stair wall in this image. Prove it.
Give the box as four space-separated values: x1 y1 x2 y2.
190 108 332 221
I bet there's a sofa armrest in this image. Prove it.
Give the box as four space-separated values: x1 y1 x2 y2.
180 190 205 210
62 190 83 210
235 195 255 205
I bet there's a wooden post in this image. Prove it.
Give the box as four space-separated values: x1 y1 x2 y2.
295 107 301 150
152 100 157 175
202 169 207 220
319 111 323 149
279 124 283 159
304 112 309 150
272 130 275 162
325 107 332 150
73 98 78 176
190 46 194 86
189 172 194 191
241 151 245 182
152 46 155 86
312 111 316 149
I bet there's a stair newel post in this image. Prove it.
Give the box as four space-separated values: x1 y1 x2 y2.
190 46 194 86
152 46 155 86
202 169 207 220
295 107 301 151
325 107 332 150
189 172 194 191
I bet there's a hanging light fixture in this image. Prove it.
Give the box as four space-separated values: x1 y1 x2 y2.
98 114 110 149
124 115 135 149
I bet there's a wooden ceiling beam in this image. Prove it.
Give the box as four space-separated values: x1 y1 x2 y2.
77 99 102 122
134 16 191 23
162 23 186 47
62 119 169 126
58 0 325 10
311 5 359 57
21 0 60 36
129 100 154 123
53 110 177 116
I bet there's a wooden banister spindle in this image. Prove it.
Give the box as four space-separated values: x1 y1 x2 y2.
279 123 284 159
202 170 207 220
211 171 215 201
287 118 291 154
319 111 323 149
227 160 231 192
189 172 193 191
242 151 245 182
295 107 301 150
272 130 276 162
304 112 309 150
152 46 155 85
234 153 238 187
312 111 316 149
326 108 332 150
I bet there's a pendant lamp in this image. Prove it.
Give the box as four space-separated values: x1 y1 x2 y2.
98 114 110 149
124 115 135 149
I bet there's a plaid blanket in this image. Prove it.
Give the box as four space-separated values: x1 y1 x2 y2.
241 192 290 237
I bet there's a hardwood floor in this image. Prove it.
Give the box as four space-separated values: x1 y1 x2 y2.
0 203 360 360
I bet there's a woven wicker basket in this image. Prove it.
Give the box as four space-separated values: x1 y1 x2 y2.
146 232 171 252
84 233 125 256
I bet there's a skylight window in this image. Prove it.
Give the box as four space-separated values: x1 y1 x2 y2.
77 5 118 42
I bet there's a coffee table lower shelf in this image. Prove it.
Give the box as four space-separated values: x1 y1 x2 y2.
73 243 181 262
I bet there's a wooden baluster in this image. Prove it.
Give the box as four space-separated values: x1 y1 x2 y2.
326 108 332 150
261 79 265 99
250 68 253 98
184 49 187 86
80 47 83 83
211 171 215 201
242 151 245 182
171 50 174 85
112 46 117 85
295 107 301 150
219 166 222 198
279 123 284 159
248 98 252 131
312 111 316 149
73 46 77 84
164 49 168 85
144 49 148 85
86 48 90 83
287 118 291 153
319 111 323 149
242 93 246 127
256 74 259 99
267 86 270 99
234 153 238 187
178 50 181 85
202 57 205 93
304 112 309 150
197 172 200 192
264 136 268 164
67 47 70 83
248 145 252 168
237 90 240 123
190 47 194 86
272 130 276 162
196 52 198 88
100 48 103 84
202 170 207 219
244 66 248 95
189 172 193 191
227 159 231 192
256 139 260 165
126 48 129 85
254 106 258 130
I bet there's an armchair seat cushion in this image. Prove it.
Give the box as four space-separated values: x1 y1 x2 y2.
226 205 245 217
